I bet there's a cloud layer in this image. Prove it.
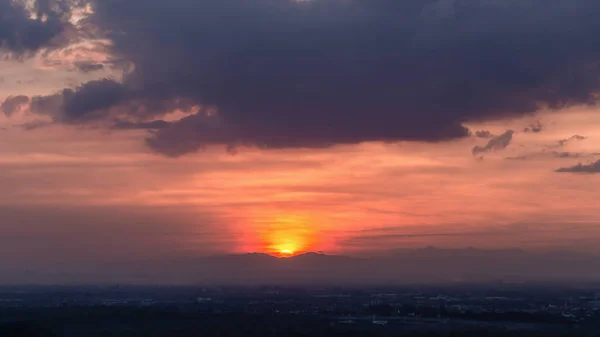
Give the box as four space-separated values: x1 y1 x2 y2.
6 0 600 156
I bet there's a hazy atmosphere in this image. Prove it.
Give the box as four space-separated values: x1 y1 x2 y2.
1 0 600 284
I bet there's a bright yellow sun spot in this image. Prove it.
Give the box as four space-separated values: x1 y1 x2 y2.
280 249 294 256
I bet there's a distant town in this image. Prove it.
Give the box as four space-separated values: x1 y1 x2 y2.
1 284 600 336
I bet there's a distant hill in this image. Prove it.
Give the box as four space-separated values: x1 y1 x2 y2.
181 249 600 286
4 249 600 285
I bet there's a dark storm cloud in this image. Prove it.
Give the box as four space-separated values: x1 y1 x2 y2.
145 112 240 157
472 130 514 155
0 0 76 55
555 160 600 173
46 79 128 121
24 79 197 123
26 79 127 121
17 0 600 156
0 95 29 117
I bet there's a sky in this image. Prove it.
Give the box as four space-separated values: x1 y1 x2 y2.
1 0 600 274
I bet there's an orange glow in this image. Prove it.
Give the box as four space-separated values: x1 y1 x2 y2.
257 214 319 256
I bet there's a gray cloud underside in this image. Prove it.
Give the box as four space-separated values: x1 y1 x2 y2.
555 160 600 173
7 0 600 156
18 119 53 130
1 95 30 117
112 120 171 130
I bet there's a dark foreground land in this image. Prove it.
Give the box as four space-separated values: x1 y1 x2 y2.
0 285 599 337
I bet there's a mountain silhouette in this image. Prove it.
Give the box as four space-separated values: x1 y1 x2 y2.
5 248 600 285
173 248 600 285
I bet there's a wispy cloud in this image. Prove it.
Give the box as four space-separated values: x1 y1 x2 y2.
472 130 514 156
558 135 586 147
555 160 600 173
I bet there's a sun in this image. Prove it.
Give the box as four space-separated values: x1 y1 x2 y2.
279 249 294 256
253 213 322 257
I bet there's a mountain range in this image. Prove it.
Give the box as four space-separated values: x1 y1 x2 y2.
10 248 600 285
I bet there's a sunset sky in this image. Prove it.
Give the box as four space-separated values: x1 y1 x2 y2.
1 0 600 272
